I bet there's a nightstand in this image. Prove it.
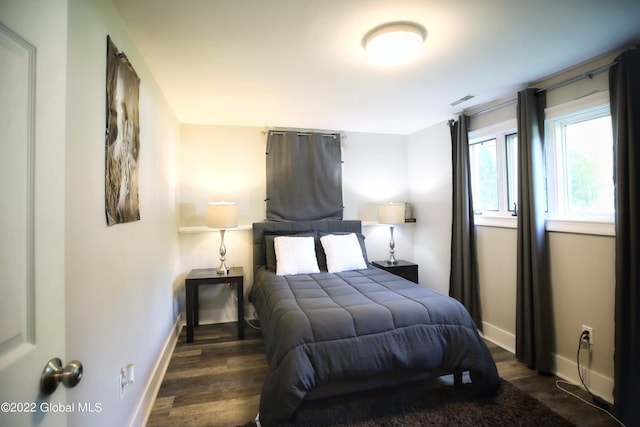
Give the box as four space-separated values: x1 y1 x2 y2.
371 260 419 284
185 267 244 343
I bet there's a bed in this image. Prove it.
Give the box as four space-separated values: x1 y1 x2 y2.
249 220 500 426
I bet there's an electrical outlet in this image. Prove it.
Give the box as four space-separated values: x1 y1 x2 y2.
582 325 593 345
119 363 135 400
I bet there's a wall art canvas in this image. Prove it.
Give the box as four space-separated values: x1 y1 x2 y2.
105 35 140 226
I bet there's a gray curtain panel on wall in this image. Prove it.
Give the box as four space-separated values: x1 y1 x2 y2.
515 88 553 373
266 130 343 221
610 46 640 427
449 115 483 330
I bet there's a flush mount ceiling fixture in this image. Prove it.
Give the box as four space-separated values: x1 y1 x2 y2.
363 22 426 66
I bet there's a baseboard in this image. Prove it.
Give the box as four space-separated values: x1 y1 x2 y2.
129 313 183 427
553 352 614 404
480 321 516 354
480 321 613 404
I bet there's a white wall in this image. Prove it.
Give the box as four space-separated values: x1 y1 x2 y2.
178 126 412 323
64 1 180 426
342 132 413 265
407 122 452 295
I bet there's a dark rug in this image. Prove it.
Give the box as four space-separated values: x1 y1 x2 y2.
239 379 575 427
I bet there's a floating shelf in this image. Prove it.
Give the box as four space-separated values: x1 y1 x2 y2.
178 225 252 234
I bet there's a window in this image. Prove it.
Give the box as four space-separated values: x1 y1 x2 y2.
468 91 614 235
469 138 498 212
545 93 614 221
469 119 518 218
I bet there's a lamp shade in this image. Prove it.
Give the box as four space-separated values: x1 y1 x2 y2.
207 202 238 229
378 203 405 225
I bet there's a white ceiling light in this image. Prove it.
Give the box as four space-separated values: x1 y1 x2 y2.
363 22 426 66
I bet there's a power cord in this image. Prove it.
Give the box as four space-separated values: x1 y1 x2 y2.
246 309 261 330
226 284 261 330
554 330 625 426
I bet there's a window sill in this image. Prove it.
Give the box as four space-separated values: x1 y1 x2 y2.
474 215 517 229
546 218 615 236
474 215 615 236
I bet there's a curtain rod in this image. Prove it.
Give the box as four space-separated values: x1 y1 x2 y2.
267 131 338 139
536 61 616 93
466 60 617 120
262 127 345 139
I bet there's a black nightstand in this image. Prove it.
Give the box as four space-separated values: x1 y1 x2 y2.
185 267 244 343
371 260 418 284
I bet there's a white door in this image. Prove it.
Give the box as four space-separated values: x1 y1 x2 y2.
0 20 69 427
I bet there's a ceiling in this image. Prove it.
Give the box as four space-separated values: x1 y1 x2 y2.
113 0 640 135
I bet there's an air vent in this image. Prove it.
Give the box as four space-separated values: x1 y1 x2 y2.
450 95 475 107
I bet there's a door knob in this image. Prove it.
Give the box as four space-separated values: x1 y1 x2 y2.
40 358 83 395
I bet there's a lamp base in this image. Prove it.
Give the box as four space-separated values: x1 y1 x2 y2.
216 229 229 275
387 225 398 265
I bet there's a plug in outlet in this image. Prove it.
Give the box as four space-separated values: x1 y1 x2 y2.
119 363 135 400
581 325 593 345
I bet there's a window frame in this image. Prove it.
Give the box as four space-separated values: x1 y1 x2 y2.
505 132 519 213
469 136 499 213
544 91 615 236
468 119 518 228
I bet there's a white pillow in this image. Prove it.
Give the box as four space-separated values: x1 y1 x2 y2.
274 236 320 276
320 233 368 273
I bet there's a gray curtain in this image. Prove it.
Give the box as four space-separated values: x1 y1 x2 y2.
449 115 482 330
610 46 640 426
266 131 343 221
515 88 553 372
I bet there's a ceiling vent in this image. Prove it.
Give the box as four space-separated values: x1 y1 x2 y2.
450 95 475 107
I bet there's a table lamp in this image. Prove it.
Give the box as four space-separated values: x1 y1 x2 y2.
378 202 405 265
207 201 238 275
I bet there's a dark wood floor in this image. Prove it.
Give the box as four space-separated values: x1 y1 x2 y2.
147 322 619 427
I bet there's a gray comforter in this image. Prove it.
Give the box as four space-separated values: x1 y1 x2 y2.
250 266 500 426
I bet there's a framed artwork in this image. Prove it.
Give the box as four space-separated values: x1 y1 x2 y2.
105 35 140 226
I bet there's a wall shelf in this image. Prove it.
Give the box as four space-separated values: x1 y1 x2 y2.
178 225 252 234
180 221 415 233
